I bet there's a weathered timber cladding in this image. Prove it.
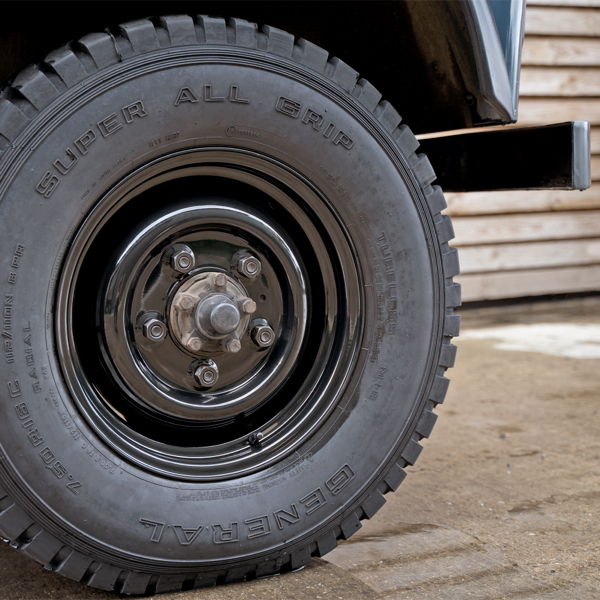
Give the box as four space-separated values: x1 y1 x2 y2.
443 0 600 301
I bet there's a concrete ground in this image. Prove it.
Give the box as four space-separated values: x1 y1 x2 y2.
1 297 599 599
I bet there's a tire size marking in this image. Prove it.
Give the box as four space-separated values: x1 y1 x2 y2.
13 400 82 495
35 100 148 200
176 484 260 502
7 323 83 493
142 464 355 545
148 131 179 148
368 367 388 401
16 322 46 398
369 231 398 363
6 244 24 286
80 441 116 474
275 97 354 150
3 294 14 364
376 232 398 336
173 85 250 107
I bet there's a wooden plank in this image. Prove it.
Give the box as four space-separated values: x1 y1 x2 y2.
421 127 600 153
517 98 600 125
520 66 600 96
521 37 600 66
444 184 600 216
525 7 600 37
594 155 600 180
527 0 600 7
592 127 600 153
458 239 600 273
451 210 600 245
458 265 600 301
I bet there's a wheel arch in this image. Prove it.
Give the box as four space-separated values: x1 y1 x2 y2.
0 1 518 136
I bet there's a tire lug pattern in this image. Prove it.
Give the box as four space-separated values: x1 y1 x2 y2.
159 15 196 46
44 46 88 86
0 12 461 592
228 18 258 48
262 25 294 58
78 33 120 69
119 20 160 54
197 15 227 45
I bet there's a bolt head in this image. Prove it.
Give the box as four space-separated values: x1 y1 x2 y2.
238 255 261 279
251 324 275 348
187 337 203 352
194 361 219 389
170 245 195 274
241 299 257 314
226 339 242 353
143 318 167 342
174 294 195 311
213 273 227 288
248 432 264 446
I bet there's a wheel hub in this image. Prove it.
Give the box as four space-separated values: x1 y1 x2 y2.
56 149 362 480
169 271 258 355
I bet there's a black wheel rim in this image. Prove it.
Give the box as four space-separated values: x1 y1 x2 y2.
56 148 364 480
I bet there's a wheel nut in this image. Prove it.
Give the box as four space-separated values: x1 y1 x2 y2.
237 255 261 279
251 324 275 348
226 338 242 353
169 244 195 274
194 361 219 389
241 298 257 314
213 273 227 288
143 318 167 342
187 337 203 352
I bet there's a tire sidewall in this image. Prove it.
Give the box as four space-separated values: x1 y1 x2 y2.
0 48 442 567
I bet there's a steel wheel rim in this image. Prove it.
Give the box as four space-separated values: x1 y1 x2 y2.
55 148 364 480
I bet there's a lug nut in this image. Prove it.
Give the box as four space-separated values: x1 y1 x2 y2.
213 273 227 288
237 255 261 279
225 338 242 353
251 324 275 348
142 317 167 342
194 361 219 389
241 298 257 314
169 244 195 274
187 337 203 352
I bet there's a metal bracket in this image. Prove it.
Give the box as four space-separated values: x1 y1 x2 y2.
420 122 591 192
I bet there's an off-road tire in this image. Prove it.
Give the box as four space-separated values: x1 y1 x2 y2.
0 15 460 594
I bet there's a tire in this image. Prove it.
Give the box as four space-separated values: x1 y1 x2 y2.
0 15 460 594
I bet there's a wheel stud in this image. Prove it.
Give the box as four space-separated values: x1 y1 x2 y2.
142 317 167 342
168 244 195 274
226 338 242 353
251 323 275 348
174 294 195 311
213 273 227 288
194 360 219 389
241 298 257 314
237 255 261 279
186 337 203 352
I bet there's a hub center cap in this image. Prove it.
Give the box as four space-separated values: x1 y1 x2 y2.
204 297 241 335
169 271 257 354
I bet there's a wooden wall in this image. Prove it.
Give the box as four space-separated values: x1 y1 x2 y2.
442 0 600 302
